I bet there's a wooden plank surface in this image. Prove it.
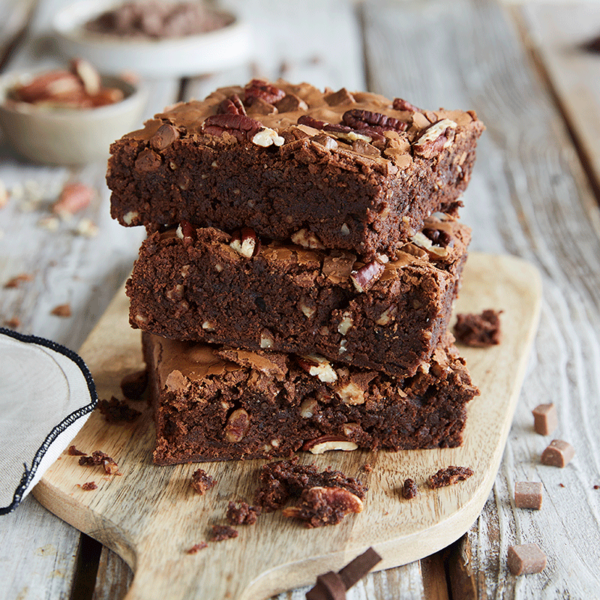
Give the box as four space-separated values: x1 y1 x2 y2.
521 2 600 205
33 253 541 600
362 0 600 597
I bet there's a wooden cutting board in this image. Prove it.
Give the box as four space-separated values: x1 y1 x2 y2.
33 252 541 600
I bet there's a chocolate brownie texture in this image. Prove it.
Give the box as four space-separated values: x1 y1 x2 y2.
428 466 473 489
143 332 478 464
454 309 502 347
128 214 470 378
108 80 484 261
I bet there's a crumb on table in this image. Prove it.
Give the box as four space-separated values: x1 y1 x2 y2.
191 469 216 495
428 466 473 489
454 309 502 347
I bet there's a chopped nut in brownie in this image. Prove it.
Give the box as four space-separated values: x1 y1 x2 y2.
191 469 216 495
68 445 86 456
226 501 261 526
51 303 72 318
454 309 502 347
255 457 367 513
80 481 98 491
97 396 141 423
210 525 238 542
120 369 148 400
79 451 120 475
428 466 473 489
4 273 33 288
282 486 363 528
187 542 208 554
402 478 418 499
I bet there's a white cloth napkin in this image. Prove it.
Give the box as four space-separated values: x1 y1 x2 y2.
0 328 97 514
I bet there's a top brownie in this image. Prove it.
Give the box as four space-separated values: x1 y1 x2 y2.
108 79 484 260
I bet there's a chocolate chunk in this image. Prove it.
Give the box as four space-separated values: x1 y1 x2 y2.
50 303 72 318
532 403 558 436
507 543 546 575
429 466 473 489
120 369 148 400
210 525 238 542
402 478 418 499
514 482 543 510
306 572 346 600
338 547 382 590
226 501 260 525
187 542 208 554
454 309 502 347
191 469 216 495
97 396 141 423
541 439 575 468
135 148 162 172
150 124 180 151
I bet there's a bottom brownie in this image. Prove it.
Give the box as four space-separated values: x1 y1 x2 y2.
143 333 479 464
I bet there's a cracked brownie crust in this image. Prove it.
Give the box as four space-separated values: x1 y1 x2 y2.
108 79 484 260
143 332 479 465
128 214 470 378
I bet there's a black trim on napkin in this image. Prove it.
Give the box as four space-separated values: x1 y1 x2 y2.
0 328 98 515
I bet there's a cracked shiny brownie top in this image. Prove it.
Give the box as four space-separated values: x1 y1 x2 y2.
108 79 484 260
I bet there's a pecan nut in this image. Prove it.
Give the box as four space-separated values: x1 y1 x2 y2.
217 93 246 116
342 109 407 134
392 97 423 113
176 220 196 246
225 408 250 442
350 260 385 293
230 227 260 258
301 436 359 454
244 79 285 105
203 114 263 142
290 228 325 250
413 119 457 158
297 354 337 383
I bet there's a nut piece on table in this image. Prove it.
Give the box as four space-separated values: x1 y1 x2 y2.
507 543 547 576
514 482 543 510
532 403 558 436
541 439 575 468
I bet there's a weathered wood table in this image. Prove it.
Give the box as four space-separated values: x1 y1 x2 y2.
1 0 600 598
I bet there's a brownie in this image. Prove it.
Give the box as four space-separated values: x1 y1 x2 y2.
454 309 502 347
128 214 470 378
108 79 484 260
143 332 479 464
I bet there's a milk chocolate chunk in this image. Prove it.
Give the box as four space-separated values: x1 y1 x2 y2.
532 403 558 436
514 482 543 510
108 79 484 261
507 543 547 576
541 439 575 468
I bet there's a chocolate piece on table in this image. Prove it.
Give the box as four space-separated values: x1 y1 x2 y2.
507 543 547 576
108 79 484 261
402 478 418 500
428 466 474 489
338 547 382 590
143 332 478 464
541 439 575 468
453 309 502 347
306 571 346 600
128 216 470 378
532 403 558 436
514 482 543 510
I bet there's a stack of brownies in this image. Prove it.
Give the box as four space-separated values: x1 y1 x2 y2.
107 80 484 464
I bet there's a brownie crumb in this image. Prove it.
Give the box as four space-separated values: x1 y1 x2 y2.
226 501 261 526
594 485 599 490
4 317 21 328
429 466 474 489
402 478 418 499
79 450 120 475
51 303 72 318
120 369 148 400
454 309 502 347
191 469 216 495
80 481 97 491
4 273 33 288
255 457 367 513
187 542 208 554
210 525 238 542
282 486 363 528
68 445 86 456
362 463 373 473
97 396 141 423
559 483 565 488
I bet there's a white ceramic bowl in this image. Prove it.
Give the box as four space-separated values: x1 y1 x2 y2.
0 71 147 165
53 0 251 77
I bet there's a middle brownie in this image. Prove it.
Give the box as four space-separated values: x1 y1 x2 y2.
128 214 470 378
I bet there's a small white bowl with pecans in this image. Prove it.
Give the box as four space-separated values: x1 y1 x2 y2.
0 60 147 165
